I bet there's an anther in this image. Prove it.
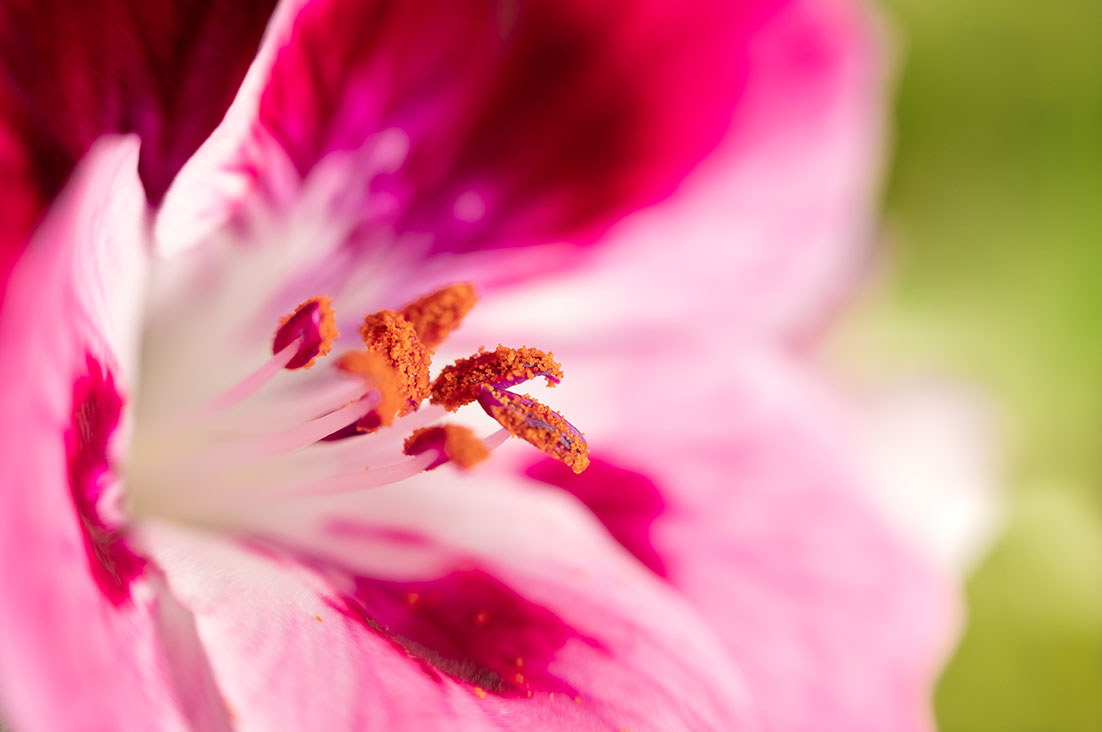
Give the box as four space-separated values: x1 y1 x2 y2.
361 310 431 414
335 351 403 433
400 283 477 350
273 296 339 370
431 346 563 412
477 386 589 474
402 424 490 471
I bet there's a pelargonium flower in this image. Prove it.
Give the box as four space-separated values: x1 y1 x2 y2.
0 0 968 730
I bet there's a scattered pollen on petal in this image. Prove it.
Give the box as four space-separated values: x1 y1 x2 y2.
403 424 490 471
273 296 339 369
478 387 590 474
474 687 487 699
400 283 477 350
336 350 403 430
431 345 563 412
360 309 431 414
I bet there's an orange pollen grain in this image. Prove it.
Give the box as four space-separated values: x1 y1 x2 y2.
399 283 477 350
403 425 490 470
360 309 432 415
430 345 563 411
336 350 403 428
474 687 487 699
486 390 590 474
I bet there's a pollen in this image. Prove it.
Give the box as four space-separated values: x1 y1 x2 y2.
403 424 490 471
336 350 402 429
400 283 477 350
474 687 487 699
478 387 589 474
273 296 339 369
431 345 563 411
360 309 431 414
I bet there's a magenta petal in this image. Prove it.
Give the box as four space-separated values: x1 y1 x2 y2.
334 568 594 697
0 0 278 291
526 457 668 578
66 355 147 605
0 138 230 730
257 0 774 257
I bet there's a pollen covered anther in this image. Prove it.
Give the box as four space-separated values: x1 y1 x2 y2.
477 386 589 474
336 351 403 432
431 346 563 412
400 283 477 350
360 309 432 415
273 296 339 369
402 424 490 471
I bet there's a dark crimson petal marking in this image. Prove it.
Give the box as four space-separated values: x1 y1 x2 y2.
65 355 146 605
335 568 595 697
526 457 668 578
259 0 769 257
0 0 279 293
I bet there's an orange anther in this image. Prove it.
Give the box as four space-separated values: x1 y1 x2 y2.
273 296 339 369
479 388 589 474
431 345 562 412
403 424 490 471
400 283 477 350
360 309 431 414
336 350 402 429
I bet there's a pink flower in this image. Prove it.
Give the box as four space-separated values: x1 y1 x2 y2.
0 0 965 730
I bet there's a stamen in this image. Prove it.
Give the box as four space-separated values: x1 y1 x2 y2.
273 296 339 369
431 346 563 412
360 309 431 415
202 338 301 413
477 386 589 474
248 392 380 456
402 424 490 471
399 283 477 350
300 451 439 495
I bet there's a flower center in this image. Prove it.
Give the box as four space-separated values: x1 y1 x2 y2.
125 283 588 528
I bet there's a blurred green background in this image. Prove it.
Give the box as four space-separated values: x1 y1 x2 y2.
854 0 1102 728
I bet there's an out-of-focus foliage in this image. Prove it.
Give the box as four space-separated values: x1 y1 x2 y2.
851 0 1102 728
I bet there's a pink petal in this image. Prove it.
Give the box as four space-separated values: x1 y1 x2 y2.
0 0 278 291
420 0 883 343
159 0 814 265
523 346 959 732
142 495 763 731
254 0 763 254
0 138 228 730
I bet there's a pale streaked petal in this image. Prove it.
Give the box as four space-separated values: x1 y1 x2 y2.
143 504 762 731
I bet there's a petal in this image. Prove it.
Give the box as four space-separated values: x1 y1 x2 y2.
142 472 763 730
0 138 228 730
440 0 885 339
523 345 960 732
158 0 792 266
256 0 761 254
853 380 1002 575
0 0 279 290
